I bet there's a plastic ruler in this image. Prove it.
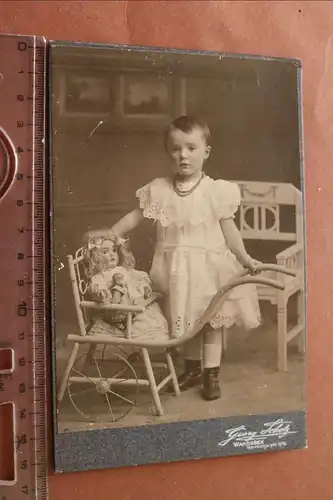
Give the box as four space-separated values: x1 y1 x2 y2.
0 34 48 499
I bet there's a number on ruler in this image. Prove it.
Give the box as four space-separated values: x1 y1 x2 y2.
18 301 27 316
19 408 26 419
18 41 27 51
21 485 29 495
15 434 28 450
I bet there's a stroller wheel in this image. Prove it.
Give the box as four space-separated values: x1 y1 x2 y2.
67 350 139 423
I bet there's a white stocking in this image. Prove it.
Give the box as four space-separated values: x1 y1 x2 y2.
203 327 222 368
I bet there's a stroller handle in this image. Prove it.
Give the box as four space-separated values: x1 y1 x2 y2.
69 264 297 349
239 263 297 278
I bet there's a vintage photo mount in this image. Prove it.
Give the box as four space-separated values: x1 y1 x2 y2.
49 40 307 473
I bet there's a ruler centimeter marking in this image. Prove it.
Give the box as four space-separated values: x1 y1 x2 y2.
0 35 47 499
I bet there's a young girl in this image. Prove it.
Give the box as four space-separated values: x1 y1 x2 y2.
85 116 261 400
83 234 169 339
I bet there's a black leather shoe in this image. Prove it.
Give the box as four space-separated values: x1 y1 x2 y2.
202 367 221 400
165 359 202 393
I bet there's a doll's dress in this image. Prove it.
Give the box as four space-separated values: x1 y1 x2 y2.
136 175 261 338
88 266 169 339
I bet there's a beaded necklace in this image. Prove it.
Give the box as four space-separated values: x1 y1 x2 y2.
173 172 205 197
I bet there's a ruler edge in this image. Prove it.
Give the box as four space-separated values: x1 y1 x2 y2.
37 34 49 499
46 43 62 468
0 32 49 498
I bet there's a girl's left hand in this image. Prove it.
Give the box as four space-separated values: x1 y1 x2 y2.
243 257 262 275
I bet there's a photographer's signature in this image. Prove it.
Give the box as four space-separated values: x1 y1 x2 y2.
218 418 298 448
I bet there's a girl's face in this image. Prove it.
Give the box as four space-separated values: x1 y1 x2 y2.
166 127 211 180
95 240 119 270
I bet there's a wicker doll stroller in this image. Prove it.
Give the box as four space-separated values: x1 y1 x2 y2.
56 247 296 423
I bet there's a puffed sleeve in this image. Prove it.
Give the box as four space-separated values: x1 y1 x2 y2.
210 180 241 220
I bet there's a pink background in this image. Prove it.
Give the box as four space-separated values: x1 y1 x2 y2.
1 1 332 499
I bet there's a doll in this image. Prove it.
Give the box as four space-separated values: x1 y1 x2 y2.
83 234 169 339
111 272 128 305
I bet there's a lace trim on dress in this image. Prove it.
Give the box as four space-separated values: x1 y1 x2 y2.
136 178 241 228
170 312 261 338
210 313 261 330
136 185 171 227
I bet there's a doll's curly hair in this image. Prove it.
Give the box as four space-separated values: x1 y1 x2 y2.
83 234 135 279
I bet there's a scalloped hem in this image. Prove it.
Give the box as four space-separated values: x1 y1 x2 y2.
210 315 262 330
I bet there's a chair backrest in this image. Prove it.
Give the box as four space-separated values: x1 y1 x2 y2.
233 181 303 244
67 247 90 336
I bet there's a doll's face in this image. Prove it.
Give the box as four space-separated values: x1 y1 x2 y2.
95 240 119 271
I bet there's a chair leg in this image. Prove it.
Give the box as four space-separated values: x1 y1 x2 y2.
141 347 164 416
165 349 180 397
277 293 288 371
57 342 80 402
296 290 305 355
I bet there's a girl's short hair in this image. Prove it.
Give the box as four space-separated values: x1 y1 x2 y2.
83 234 135 279
164 115 211 149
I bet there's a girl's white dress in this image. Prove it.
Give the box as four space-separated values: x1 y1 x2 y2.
136 175 261 338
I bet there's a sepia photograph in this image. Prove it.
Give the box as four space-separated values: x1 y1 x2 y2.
50 42 306 470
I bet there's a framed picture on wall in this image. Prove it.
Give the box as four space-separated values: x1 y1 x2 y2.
59 71 114 117
120 73 173 117
117 72 186 127
49 40 307 475
57 69 186 127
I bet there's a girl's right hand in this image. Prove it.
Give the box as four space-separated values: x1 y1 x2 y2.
83 229 109 243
